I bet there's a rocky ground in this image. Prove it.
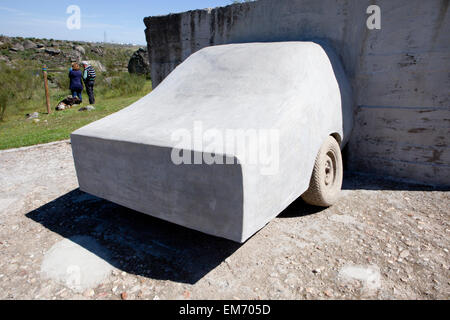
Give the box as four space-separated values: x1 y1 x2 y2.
0 141 448 300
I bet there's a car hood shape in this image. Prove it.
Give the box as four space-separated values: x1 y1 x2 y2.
71 42 353 243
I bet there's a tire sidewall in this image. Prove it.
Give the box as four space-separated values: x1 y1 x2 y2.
317 137 343 205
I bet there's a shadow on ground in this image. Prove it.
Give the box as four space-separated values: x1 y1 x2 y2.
27 188 325 284
26 189 242 285
277 198 325 219
26 173 446 285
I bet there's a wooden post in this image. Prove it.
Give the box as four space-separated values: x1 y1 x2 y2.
42 65 51 114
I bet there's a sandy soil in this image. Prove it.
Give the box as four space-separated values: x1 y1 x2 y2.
0 141 448 300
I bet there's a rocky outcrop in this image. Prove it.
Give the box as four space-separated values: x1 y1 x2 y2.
68 50 83 62
45 48 61 55
23 40 37 50
128 48 150 77
86 60 106 72
73 45 86 55
10 43 24 52
90 47 104 56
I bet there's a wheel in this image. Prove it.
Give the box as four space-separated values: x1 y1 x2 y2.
302 136 343 207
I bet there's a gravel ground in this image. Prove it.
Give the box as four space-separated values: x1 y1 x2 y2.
0 141 449 300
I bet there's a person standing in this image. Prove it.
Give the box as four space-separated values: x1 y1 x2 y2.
69 63 83 103
82 61 96 105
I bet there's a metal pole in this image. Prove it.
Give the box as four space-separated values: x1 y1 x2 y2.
42 65 51 114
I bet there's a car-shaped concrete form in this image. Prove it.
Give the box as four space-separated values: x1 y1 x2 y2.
71 42 353 243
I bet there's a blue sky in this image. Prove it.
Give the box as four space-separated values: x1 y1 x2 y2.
0 0 234 45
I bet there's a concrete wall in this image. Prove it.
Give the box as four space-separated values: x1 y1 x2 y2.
144 0 450 186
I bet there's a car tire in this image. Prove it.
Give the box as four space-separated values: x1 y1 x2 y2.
302 136 343 207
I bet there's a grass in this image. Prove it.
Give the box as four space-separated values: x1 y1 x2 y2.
0 70 151 150
0 87 151 150
0 39 151 150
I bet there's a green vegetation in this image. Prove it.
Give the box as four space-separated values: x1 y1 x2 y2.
0 92 150 150
0 45 151 150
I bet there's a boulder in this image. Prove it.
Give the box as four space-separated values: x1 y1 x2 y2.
73 45 86 55
90 47 104 56
85 60 106 72
10 43 24 52
0 36 10 44
68 50 82 62
23 40 37 50
128 48 150 76
45 48 61 55
36 43 45 48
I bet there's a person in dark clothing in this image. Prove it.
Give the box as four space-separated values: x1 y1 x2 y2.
82 61 96 104
69 63 83 103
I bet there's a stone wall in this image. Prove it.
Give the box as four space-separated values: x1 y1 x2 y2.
144 0 450 186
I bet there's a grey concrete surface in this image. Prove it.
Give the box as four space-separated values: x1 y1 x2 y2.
71 42 352 242
144 0 450 186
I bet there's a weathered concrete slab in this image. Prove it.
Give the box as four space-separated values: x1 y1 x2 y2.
71 42 352 242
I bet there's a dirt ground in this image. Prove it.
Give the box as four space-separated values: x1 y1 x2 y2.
0 141 448 300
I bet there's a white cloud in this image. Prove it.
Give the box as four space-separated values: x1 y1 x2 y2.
0 6 30 16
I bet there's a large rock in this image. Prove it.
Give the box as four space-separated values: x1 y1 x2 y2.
68 50 82 62
45 48 61 55
10 43 24 52
73 45 85 55
90 47 104 56
0 36 10 44
23 40 37 50
128 48 150 76
85 60 106 72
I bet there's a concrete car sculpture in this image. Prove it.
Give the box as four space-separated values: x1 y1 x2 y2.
71 42 353 243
